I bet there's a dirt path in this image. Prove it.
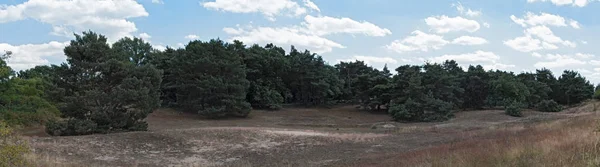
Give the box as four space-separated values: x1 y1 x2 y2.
25 103 598 167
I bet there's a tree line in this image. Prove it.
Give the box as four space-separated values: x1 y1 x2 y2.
1 31 599 136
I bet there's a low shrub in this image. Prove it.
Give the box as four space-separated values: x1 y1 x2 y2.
389 97 453 122
536 100 562 112
45 119 98 136
505 102 523 117
0 122 29 166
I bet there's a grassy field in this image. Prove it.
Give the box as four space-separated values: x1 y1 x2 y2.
18 101 600 167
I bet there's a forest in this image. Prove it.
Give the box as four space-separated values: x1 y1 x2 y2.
1 31 600 136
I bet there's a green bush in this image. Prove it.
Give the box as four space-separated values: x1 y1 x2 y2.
594 89 600 100
0 122 29 166
45 119 98 136
389 97 453 122
505 102 523 117
536 100 562 112
389 98 421 121
0 78 60 126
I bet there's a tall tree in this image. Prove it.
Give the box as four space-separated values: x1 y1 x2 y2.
112 37 154 66
243 43 289 109
148 47 182 107
555 70 594 105
46 31 162 136
283 47 342 106
461 65 489 109
174 39 251 118
517 72 551 108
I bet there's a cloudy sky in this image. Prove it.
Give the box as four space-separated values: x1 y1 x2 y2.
1 0 600 83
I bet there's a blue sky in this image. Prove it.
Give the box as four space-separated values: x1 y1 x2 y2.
1 0 599 83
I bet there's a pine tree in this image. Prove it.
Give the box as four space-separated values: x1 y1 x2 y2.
555 70 594 105
462 65 489 109
174 39 251 118
46 32 162 135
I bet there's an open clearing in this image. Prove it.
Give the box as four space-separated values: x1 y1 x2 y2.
22 103 600 167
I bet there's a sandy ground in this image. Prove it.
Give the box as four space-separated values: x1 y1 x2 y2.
22 104 599 167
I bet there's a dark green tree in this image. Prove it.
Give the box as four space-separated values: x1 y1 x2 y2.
242 43 289 110
148 47 183 107
46 32 162 135
388 63 457 122
555 70 594 105
174 39 251 118
283 46 342 106
112 37 154 65
461 65 489 109
517 72 551 108
488 73 530 108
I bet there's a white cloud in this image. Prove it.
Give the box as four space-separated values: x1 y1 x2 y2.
185 35 200 40
591 60 600 66
581 40 588 44
483 63 516 71
452 2 482 17
303 0 320 12
504 35 557 52
151 0 164 4
534 57 586 68
425 15 480 33
430 50 500 63
385 30 449 53
510 12 580 29
153 45 166 51
532 53 593 69
575 53 595 59
524 26 576 47
0 0 148 41
201 0 306 21
0 41 69 71
527 0 595 7
483 22 491 28
139 33 151 41
569 19 581 29
532 52 543 58
223 27 244 35
451 36 488 45
505 24 576 52
302 15 392 37
224 26 344 54
337 55 398 64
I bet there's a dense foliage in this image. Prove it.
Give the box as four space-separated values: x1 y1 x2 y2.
0 122 29 167
0 31 597 136
43 32 163 135
536 100 562 112
0 52 59 126
595 84 600 100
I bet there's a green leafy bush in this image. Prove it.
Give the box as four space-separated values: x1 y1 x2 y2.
536 100 562 112
594 88 600 100
0 122 29 166
389 97 453 122
45 119 98 136
0 78 60 126
505 102 523 117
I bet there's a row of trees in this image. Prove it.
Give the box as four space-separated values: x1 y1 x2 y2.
1 31 597 136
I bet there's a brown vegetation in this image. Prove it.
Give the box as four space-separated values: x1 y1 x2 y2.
18 101 600 167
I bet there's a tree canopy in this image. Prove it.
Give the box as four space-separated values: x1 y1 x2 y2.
0 31 596 136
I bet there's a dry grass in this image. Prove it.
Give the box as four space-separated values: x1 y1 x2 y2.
392 114 600 167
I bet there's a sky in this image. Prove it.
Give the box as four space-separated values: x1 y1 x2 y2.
1 0 600 84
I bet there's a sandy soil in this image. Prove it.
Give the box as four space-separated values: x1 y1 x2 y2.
22 104 599 167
